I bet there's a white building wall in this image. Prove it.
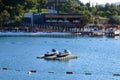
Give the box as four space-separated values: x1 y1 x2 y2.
24 13 33 26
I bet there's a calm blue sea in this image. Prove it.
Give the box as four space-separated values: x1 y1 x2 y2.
0 35 120 80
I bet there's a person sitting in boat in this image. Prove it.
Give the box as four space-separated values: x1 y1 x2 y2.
64 49 71 54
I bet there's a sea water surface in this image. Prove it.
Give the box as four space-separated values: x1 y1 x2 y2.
0 34 120 80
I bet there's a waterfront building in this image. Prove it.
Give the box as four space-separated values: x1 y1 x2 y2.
22 13 86 32
84 24 104 32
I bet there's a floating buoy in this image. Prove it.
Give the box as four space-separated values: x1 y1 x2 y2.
113 74 120 76
16 70 21 71
48 72 54 73
66 72 73 74
2 68 8 70
85 73 92 75
30 70 37 73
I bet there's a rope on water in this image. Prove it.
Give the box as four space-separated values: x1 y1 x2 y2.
1 67 120 76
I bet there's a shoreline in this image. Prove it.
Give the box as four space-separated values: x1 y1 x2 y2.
0 31 120 38
0 31 72 36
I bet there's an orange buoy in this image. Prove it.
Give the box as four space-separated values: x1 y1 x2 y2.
30 70 37 73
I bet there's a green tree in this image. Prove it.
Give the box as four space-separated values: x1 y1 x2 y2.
105 10 112 18
109 16 120 25
0 10 10 26
58 4 66 13
64 0 79 13
97 11 104 17
85 2 90 8
95 5 104 11
105 3 111 11
1 0 36 17
37 0 47 12
24 0 36 10
81 11 94 24
94 20 99 24
112 11 118 16
90 7 97 15
0 15 2 27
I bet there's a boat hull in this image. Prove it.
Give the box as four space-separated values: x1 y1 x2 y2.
57 53 69 57
44 53 56 57
37 54 78 60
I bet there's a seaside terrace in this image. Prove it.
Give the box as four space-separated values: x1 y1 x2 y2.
22 13 86 32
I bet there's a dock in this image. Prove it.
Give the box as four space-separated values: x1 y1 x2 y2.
37 54 78 60
55 55 78 60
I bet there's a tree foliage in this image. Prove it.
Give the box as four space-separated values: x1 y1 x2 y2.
1 0 120 25
37 0 48 12
0 10 10 26
0 0 37 21
109 16 120 25
0 0 38 26
63 0 79 13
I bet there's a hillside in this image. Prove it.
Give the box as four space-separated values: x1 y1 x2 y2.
0 0 120 26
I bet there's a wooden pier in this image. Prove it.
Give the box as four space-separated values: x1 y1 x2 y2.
55 55 78 60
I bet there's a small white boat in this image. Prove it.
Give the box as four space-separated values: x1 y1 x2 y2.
114 30 120 36
37 53 57 59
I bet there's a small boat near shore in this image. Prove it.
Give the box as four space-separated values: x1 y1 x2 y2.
114 30 120 36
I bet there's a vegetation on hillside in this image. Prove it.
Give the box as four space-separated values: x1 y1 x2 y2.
0 0 120 26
